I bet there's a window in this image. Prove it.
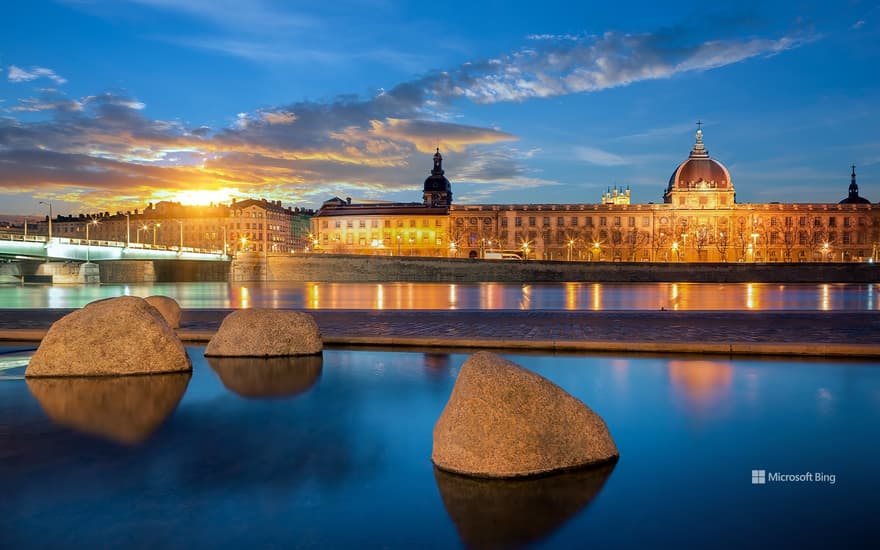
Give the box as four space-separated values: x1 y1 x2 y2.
359 220 366 228
528 217 536 227
501 218 508 227
371 220 378 228
557 216 564 227
455 218 463 226
436 219 442 226
423 219 430 227
843 233 851 244
829 217 836 227
599 217 606 227
813 217 821 227
799 216 806 227
484 218 492 226
770 217 777 227
586 217 594 227
844 217 851 227
322 221 328 228
629 217 636 228
347 221 353 228
543 217 550 227
642 217 650 228
515 217 522 227
469 217 477 225
785 217 792 227
385 220 391 228
571 217 578 226
410 220 417 228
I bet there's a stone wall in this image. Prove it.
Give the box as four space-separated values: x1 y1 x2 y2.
97 260 229 283
230 254 880 283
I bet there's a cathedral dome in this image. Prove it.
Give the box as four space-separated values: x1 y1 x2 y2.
666 127 732 195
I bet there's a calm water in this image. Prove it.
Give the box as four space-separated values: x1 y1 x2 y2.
1 347 878 548
1 281 878 310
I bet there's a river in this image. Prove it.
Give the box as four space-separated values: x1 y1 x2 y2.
0 281 877 310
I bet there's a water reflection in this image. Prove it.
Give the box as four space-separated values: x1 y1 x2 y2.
2 281 878 310
26 372 190 445
434 462 616 549
207 356 322 399
668 360 733 411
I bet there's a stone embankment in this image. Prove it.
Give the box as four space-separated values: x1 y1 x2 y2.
233 254 880 283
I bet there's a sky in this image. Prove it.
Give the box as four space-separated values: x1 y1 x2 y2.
1 0 879 217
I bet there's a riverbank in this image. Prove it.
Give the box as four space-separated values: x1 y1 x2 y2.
234 254 880 283
2 309 878 358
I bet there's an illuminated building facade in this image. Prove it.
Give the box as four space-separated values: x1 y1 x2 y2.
313 127 880 262
311 149 452 256
33 198 311 254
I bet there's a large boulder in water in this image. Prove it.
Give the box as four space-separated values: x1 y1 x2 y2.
145 295 181 329
205 309 323 357
432 351 618 478
26 296 191 377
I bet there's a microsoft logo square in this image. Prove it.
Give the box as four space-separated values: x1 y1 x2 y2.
751 469 766 484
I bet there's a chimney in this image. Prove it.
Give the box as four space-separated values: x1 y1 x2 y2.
346 197 352 205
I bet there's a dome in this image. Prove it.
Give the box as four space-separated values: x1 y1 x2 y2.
424 149 451 192
666 128 731 194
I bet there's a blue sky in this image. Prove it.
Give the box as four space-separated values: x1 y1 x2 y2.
1 0 878 216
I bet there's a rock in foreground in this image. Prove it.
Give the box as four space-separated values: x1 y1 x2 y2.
145 295 182 328
26 296 191 377
205 309 323 357
432 351 618 478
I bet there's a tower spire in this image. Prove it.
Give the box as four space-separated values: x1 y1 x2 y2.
432 147 444 175
690 120 709 158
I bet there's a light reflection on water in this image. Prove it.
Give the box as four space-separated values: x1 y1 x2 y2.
0 348 877 548
1 281 879 310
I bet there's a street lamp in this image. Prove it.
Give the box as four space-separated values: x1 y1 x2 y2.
176 220 184 250
397 234 402 256
124 213 131 247
39 201 53 242
153 222 161 247
137 224 149 244
672 241 679 261
240 236 248 253
592 241 600 261
85 219 98 262
567 239 575 261
409 237 414 255
822 242 830 262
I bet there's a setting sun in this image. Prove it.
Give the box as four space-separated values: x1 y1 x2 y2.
162 188 241 206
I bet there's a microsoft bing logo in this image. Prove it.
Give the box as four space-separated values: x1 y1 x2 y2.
751 469 766 485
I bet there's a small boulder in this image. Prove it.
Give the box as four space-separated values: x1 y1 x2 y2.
145 295 181 329
205 309 322 357
432 351 618 478
26 296 191 377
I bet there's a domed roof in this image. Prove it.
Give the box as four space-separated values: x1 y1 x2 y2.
667 127 732 193
424 148 451 192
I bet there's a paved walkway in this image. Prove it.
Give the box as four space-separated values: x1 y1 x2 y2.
0 309 878 357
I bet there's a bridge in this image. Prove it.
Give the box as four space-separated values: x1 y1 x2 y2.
0 233 229 262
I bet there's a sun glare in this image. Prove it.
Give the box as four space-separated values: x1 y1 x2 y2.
168 188 239 206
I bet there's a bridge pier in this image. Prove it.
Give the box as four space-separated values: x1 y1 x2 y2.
35 261 101 284
0 262 21 283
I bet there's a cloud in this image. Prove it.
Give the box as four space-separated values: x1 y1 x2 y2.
415 29 813 104
7 65 67 85
574 146 628 166
852 20 865 30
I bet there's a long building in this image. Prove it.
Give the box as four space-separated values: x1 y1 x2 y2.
312 128 880 263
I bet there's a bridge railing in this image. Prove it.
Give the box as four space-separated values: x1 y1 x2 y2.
0 231 225 256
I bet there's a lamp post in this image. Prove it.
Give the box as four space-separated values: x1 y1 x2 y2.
153 222 161 247
751 232 759 262
822 242 830 262
177 220 184 250
409 237 414 256
85 219 98 262
39 201 52 243
672 241 679 261
567 239 575 261
397 234 401 256
124 213 131 247
593 241 600 261
240 236 248 253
